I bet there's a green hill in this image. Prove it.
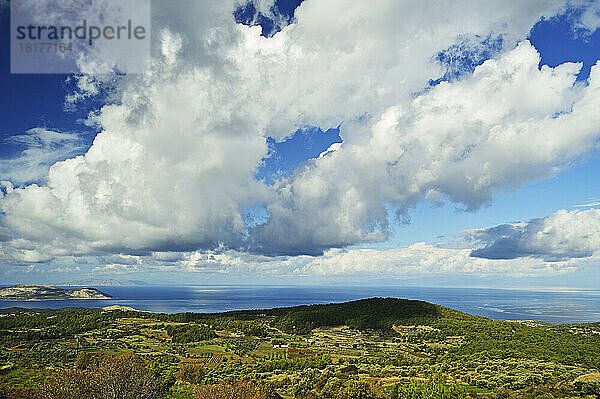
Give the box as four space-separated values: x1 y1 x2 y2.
224 297 442 333
217 297 600 368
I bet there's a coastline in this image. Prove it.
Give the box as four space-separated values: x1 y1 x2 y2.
1 285 600 323
0 297 112 301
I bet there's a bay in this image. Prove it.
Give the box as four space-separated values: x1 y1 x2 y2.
1 285 599 324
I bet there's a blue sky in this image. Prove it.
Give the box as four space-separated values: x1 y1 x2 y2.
0 0 599 288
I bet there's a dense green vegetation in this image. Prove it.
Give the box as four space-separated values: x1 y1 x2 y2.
165 325 217 343
262 298 439 334
1 298 599 398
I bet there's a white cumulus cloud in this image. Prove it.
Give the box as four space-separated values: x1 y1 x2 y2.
0 128 87 184
1 0 599 277
252 42 600 254
468 208 600 261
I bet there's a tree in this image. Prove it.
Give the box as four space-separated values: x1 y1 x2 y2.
337 380 378 399
38 353 165 399
0 385 39 399
96 353 165 399
194 380 281 399
75 352 92 370
177 363 204 385
41 369 99 399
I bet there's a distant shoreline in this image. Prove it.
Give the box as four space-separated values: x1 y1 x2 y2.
0 298 112 301
0 285 112 301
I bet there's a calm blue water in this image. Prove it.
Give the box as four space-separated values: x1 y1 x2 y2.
1 286 600 324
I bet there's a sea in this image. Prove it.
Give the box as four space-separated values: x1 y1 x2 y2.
1 285 600 324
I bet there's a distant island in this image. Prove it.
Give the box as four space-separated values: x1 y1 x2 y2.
56 278 150 286
57 279 126 287
0 284 112 300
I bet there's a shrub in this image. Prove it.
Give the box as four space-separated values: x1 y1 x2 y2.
337 380 378 399
75 352 92 370
96 353 165 399
194 380 280 399
177 363 204 385
38 353 165 399
388 380 467 399
0 385 39 399
41 369 99 399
